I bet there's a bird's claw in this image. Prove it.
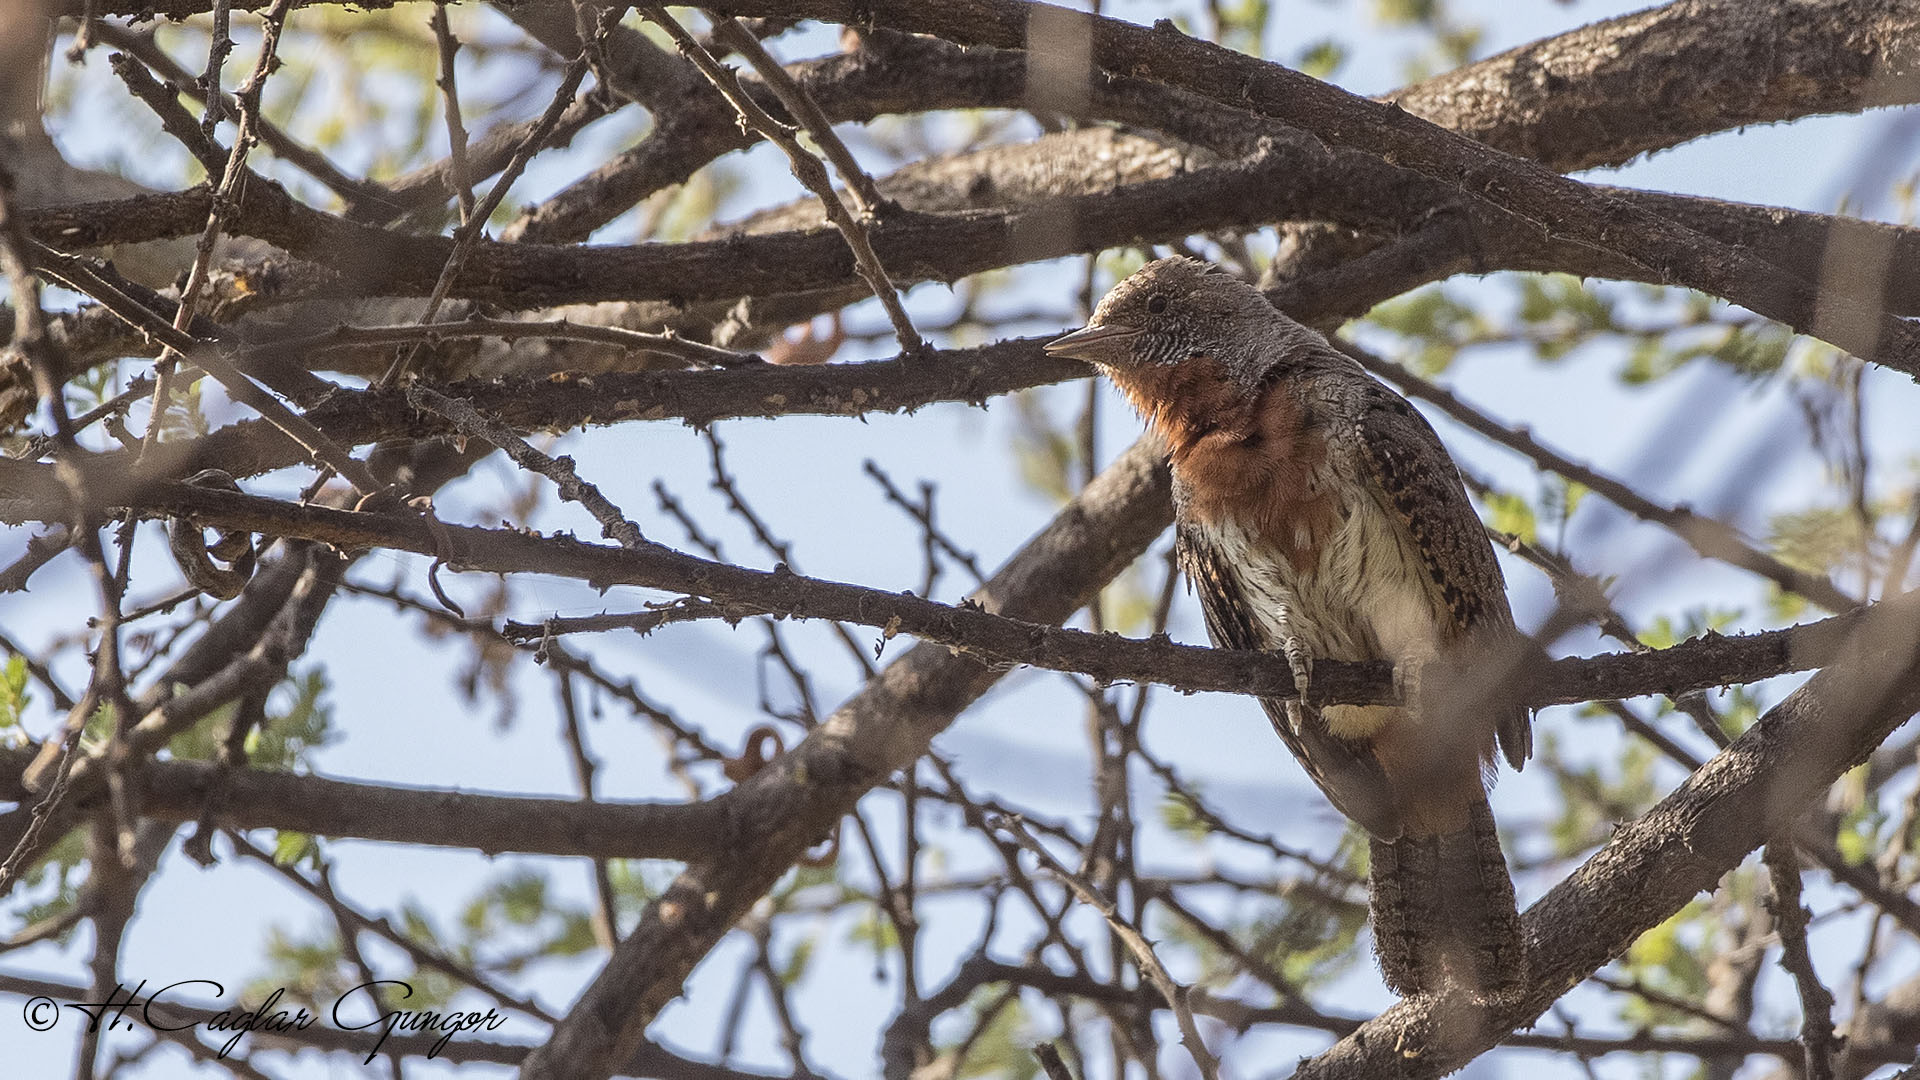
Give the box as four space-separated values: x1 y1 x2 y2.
1392 657 1427 709
1282 637 1314 703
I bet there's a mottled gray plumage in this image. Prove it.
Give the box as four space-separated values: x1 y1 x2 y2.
1048 256 1530 996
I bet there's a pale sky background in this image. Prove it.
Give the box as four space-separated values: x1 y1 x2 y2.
4 1 1919 1077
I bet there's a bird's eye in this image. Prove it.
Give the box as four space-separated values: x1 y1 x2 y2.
1146 294 1168 315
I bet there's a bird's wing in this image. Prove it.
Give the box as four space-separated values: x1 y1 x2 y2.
1351 382 1533 769
1177 522 1404 839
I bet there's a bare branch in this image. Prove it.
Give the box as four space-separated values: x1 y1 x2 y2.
380 30 598 386
0 338 1082 487
429 2 476 224
282 317 763 369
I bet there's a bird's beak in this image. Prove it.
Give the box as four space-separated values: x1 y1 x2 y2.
1045 322 1141 365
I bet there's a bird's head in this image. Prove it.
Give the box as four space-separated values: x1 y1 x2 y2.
1043 256 1278 377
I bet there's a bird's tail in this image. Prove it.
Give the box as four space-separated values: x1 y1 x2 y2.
1368 796 1525 997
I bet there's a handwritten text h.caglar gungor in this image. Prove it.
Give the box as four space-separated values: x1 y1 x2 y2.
57 978 506 1062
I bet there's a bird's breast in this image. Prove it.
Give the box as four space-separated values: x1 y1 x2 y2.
1180 468 1446 668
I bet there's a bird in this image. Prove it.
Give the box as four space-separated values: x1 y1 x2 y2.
1046 256 1530 998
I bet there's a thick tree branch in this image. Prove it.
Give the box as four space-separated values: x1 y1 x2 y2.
62 0 1920 171
0 751 741 862
26 150 1920 343
1393 0 1920 172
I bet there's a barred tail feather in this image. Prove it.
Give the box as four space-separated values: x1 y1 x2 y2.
1368 798 1525 997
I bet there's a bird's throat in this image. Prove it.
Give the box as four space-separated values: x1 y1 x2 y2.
1106 355 1252 463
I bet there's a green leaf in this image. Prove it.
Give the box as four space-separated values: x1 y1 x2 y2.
0 654 29 731
496 871 551 926
1480 490 1537 544
11 828 87 934
1374 0 1440 25
1619 897 1713 1003
82 700 117 741
1212 0 1272 53
1833 796 1884 866
848 904 901 951
1366 286 1476 343
1710 325 1792 378
1297 39 1346 79
271 830 318 867
780 934 817 986
949 990 1038 1080
249 668 338 771
1159 788 1214 840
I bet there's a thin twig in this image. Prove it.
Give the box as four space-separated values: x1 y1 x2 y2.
0 627 78 712
338 579 725 767
992 813 1222 1080
705 13 886 213
863 460 985 584
138 0 298 467
703 430 878 678
430 2 477 224
12 376 162 466
405 383 645 549
198 0 234 141
638 5 923 355
380 33 600 386
555 671 621 949
93 23 393 209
